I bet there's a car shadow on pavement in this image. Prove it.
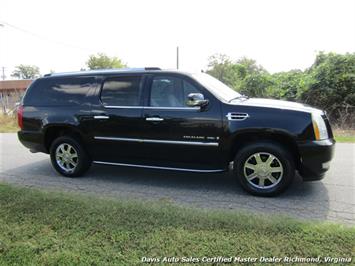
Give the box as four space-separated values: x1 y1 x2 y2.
1 158 331 222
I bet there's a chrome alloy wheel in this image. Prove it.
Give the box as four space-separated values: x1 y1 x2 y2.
55 143 79 173
243 152 284 189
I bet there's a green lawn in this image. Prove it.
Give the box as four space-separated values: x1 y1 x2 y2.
0 183 353 265
335 135 355 142
334 130 355 143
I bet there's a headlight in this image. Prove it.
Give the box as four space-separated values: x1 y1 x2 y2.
312 112 328 140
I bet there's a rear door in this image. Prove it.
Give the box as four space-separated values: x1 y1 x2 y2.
139 73 225 170
89 74 146 163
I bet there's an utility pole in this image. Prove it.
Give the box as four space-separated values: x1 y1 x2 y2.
0 24 5 80
176 46 179 70
1 67 5 80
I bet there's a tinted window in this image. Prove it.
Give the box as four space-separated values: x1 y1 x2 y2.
24 77 95 106
101 76 141 106
150 76 200 107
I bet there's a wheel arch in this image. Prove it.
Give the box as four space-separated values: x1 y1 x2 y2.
43 124 85 153
228 130 301 169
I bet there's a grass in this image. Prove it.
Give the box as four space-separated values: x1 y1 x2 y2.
0 114 18 133
0 183 354 265
334 129 355 143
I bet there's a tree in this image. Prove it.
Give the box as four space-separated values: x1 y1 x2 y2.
267 70 313 101
238 72 272 98
232 57 271 97
86 53 126 70
11 65 40 79
206 54 236 86
207 54 271 97
300 52 355 127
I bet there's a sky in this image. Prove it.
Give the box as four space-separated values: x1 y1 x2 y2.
0 0 354 78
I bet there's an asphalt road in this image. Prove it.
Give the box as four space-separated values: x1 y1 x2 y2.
0 133 354 225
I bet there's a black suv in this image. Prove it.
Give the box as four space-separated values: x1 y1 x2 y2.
18 68 335 196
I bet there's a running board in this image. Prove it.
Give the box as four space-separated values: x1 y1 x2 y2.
93 161 226 173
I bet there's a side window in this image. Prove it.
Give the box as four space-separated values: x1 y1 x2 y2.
101 76 141 106
150 76 200 107
23 77 95 106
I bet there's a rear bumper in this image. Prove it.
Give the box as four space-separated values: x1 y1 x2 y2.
297 139 335 181
18 130 47 153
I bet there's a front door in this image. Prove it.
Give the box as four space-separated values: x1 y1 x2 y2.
140 74 225 170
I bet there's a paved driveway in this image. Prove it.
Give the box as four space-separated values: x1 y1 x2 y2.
0 133 354 225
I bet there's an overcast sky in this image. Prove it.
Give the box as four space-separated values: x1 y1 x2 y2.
0 0 354 78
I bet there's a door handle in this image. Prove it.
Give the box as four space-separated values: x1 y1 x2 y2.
94 115 109 119
146 117 164 122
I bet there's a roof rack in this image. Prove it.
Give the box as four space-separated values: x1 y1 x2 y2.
43 67 162 77
144 67 161 70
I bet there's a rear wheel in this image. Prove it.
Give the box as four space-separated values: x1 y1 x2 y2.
234 142 295 196
50 136 91 177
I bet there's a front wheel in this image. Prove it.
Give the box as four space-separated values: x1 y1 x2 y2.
234 142 295 196
50 136 91 177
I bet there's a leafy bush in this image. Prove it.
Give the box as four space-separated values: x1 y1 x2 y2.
301 52 355 128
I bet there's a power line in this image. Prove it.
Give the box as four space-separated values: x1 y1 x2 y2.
0 21 93 52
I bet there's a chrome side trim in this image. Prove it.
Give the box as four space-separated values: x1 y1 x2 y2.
144 106 200 110
95 136 143 143
104 105 143 109
142 139 218 146
93 160 225 173
104 105 199 111
94 136 219 146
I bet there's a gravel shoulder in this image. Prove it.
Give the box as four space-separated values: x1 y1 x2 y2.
0 133 354 225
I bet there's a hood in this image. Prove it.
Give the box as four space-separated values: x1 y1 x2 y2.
231 98 322 114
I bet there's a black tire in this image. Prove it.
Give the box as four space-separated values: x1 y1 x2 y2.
50 136 91 177
234 141 295 197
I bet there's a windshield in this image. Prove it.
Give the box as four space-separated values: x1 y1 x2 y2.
192 73 241 102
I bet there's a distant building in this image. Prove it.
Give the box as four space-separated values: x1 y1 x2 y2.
0 80 32 113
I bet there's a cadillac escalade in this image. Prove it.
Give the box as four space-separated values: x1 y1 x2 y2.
17 68 335 196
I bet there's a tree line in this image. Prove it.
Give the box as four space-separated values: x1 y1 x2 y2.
9 53 126 79
10 52 355 128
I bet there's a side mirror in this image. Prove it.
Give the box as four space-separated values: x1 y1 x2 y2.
186 93 209 107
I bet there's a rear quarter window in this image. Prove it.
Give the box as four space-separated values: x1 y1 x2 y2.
23 77 96 106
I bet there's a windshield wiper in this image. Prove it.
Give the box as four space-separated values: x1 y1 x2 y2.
228 95 249 102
